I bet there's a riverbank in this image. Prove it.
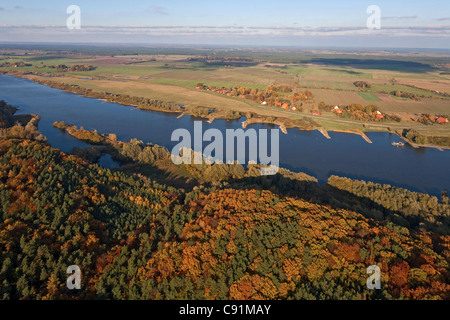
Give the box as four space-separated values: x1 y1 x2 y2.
333 129 373 144
389 128 450 151
52 120 319 187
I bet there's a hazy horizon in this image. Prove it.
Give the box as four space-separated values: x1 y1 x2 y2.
0 0 449 49
2 41 450 53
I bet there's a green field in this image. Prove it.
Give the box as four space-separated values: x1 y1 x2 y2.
358 92 381 101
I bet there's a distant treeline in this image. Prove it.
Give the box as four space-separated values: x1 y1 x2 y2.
0 62 32 68
50 64 96 72
188 56 260 67
391 91 420 101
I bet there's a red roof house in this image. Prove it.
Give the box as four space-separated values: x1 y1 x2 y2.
333 106 343 114
436 117 449 124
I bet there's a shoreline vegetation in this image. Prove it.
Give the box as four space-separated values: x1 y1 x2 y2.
52 120 318 188
391 128 450 151
51 120 450 230
1 70 449 149
51 120 450 214
0 100 45 142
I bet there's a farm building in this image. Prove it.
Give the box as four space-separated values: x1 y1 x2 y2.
333 106 343 114
436 117 449 124
376 111 385 119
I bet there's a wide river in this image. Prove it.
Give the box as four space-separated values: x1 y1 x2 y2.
1 74 449 196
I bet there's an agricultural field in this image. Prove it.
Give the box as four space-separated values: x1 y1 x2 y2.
357 92 381 101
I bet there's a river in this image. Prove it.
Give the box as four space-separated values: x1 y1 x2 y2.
0 74 449 196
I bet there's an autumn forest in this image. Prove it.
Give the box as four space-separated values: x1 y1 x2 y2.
0 100 449 300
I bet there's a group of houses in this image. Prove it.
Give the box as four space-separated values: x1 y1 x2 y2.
416 114 449 125
331 105 386 120
272 102 296 111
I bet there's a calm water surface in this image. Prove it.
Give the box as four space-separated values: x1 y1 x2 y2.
0 75 449 195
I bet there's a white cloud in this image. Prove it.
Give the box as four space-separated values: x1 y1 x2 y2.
383 16 418 20
152 5 168 15
0 24 449 42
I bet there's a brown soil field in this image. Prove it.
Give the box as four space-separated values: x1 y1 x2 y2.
25 75 305 119
311 88 449 114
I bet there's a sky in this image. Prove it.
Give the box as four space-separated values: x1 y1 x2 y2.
0 0 449 48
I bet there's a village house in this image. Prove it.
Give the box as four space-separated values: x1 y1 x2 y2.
376 111 385 119
436 117 449 124
333 106 343 114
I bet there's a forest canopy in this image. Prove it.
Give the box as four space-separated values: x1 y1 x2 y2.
0 137 448 300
